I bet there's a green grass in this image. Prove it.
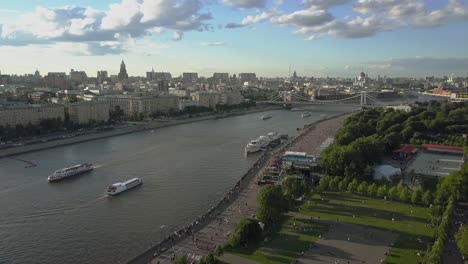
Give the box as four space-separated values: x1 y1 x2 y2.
229 215 329 264
298 191 433 264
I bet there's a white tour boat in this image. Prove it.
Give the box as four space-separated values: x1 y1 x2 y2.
245 136 270 153
301 112 311 118
106 178 143 196
48 163 93 182
261 114 272 120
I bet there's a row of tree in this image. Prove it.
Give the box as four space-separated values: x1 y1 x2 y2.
0 117 64 141
318 176 434 206
425 197 455 264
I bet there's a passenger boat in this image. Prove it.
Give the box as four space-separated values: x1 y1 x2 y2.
106 178 143 196
267 132 281 146
245 136 270 153
301 112 311 118
261 114 272 120
48 163 93 182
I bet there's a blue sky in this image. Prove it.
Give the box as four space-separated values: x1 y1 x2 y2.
0 0 467 77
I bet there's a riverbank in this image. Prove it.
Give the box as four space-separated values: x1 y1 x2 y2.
0 106 280 158
129 112 352 264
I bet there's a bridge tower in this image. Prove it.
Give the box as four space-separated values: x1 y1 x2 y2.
360 91 367 105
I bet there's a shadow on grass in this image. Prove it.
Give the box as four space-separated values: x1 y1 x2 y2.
227 215 330 264
303 197 429 224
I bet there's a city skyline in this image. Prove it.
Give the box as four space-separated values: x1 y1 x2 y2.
1 0 468 77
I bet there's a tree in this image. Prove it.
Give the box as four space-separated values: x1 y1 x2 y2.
199 253 219 264
319 176 331 191
214 245 224 256
455 226 468 259
377 185 388 198
411 187 423 204
227 218 262 248
422 190 433 206
347 178 358 193
257 185 287 228
338 179 346 192
357 181 368 194
328 177 340 190
367 183 378 196
174 255 187 264
399 187 410 202
387 186 398 200
282 177 307 201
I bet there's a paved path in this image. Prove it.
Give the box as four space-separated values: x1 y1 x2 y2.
289 213 397 264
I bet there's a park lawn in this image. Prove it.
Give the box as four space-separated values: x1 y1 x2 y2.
230 215 329 264
299 191 433 264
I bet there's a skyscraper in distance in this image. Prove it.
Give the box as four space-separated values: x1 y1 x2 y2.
118 60 128 81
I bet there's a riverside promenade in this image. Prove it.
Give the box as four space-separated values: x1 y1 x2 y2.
0 106 279 158
129 112 351 264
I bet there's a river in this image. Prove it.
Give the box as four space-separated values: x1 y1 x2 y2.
0 106 357 264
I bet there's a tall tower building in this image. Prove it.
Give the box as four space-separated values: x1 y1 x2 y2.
118 60 128 81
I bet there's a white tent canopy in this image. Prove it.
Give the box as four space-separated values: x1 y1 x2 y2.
373 165 401 181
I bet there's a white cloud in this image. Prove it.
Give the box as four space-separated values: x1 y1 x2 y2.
302 0 351 9
221 0 266 9
271 9 334 28
201 42 226 46
226 11 275 28
305 34 320 41
0 0 212 54
172 31 183 41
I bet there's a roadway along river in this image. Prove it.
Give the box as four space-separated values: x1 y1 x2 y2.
0 107 354 264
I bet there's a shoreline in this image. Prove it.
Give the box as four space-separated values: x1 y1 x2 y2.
0 106 280 158
128 111 352 264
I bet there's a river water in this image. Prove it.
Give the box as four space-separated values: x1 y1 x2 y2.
0 106 356 264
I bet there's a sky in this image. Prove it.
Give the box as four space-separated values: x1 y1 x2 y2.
0 0 468 78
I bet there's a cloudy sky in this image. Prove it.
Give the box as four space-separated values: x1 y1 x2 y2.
0 0 467 77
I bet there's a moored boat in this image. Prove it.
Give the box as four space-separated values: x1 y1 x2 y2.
48 163 93 182
245 136 270 153
106 178 143 196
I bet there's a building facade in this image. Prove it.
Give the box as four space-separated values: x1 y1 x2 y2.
0 104 65 127
213 73 229 83
70 69 88 84
183 73 198 83
68 102 110 125
103 95 179 116
239 73 257 83
191 90 243 108
191 91 218 108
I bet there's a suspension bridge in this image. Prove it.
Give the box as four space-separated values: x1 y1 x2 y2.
259 91 387 107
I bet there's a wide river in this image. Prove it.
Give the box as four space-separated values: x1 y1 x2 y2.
0 106 357 264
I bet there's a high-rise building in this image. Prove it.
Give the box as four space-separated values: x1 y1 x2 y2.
97 70 108 84
158 80 169 92
34 70 41 79
183 72 198 83
146 68 155 80
147 68 172 81
239 73 257 83
44 72 68 89
118 60 128 81
70 69 88 84
213 73 229 83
